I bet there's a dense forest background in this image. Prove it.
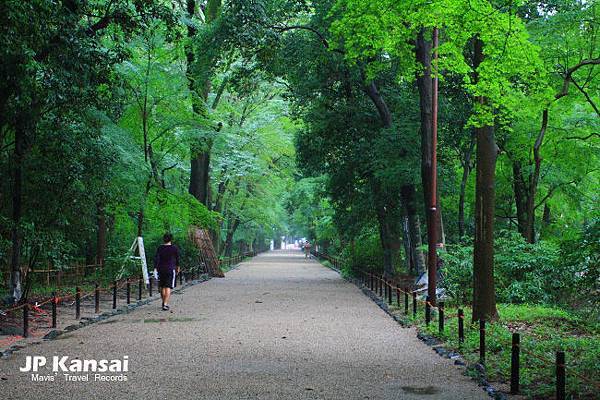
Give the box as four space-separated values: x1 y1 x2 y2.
1 0 598 339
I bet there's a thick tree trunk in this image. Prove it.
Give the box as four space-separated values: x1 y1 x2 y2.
9 124 25 301
185 0 221 207
189 151 210 205
401 185 426 275
472 38 498 322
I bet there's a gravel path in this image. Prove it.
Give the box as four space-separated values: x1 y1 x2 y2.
0 250 487 399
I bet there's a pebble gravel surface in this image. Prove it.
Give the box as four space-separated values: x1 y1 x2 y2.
0 250 488 400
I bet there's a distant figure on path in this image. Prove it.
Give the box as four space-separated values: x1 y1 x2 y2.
154 233 180 311
303 240 311 259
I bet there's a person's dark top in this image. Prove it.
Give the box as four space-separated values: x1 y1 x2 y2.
154 244 180 273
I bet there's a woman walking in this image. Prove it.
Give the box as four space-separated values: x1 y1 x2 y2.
153 233 180 311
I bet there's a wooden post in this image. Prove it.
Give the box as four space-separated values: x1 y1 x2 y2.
52 292 57 328
556 351 565 400
458 309 464 344
112 281 117 309
95 283 100 314
438 301 444 333
412 292 417 317
479 320 486 363
75 286 81 319
23 303 29 338
511 333 520 394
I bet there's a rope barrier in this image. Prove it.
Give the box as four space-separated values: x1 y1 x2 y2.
356 267 600 394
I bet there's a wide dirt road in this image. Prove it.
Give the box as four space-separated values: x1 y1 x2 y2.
0 250 487 400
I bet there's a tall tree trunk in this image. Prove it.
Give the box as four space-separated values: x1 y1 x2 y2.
136 210 144 237
416 29 443 244
9 124 25 301
512 161 529 239
186 0 221 207
96 203 106 267
458 136 475 239
401 215 413 273
542 203 551 229
375 204 394 278
223 216 240 258
524 109 548 244
472 38 498 322
401 185 426 275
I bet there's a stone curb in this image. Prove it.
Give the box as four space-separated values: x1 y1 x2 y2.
314 258 507 400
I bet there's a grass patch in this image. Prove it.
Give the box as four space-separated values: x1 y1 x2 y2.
401 303 600 399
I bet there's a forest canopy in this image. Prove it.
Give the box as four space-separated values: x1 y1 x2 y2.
0 0 597 325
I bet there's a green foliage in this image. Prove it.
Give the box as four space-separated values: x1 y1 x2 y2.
558 218 600 313
439 228 600 308
339 228 384 274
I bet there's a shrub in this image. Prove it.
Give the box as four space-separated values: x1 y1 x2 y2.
339 228 384 275
440 231 563 305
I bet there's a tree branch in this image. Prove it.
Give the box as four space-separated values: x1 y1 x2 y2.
270 25 345 55
556 58 600 100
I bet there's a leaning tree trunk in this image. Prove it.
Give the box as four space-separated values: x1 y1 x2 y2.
472 38 498 322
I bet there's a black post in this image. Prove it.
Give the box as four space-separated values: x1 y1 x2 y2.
404 291 409 314
75 286 81 320
556 351 565 400
149 277 153 297
126 279 131 304
138 276 142 301
425 296 431 325
396 286 400 306
412 291 417 317
370 273 373 291
438 301 444 333
384 280 388 301
95 283 100 314
112 281 117 309
479 319 486 363
23 303 29 338
458 309 464 344
387 281 392 304
378 276 383 297
511 333 520 394
51 292 57 328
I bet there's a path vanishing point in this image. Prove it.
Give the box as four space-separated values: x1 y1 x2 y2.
0 250 488 400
